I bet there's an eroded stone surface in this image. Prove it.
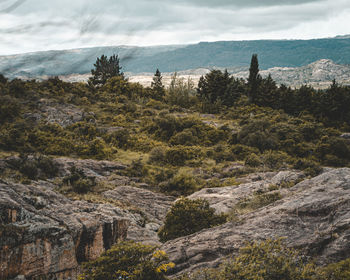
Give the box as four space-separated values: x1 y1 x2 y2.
104 186 175 245
188 170 304 214
0 182 129 280
162 168 350 275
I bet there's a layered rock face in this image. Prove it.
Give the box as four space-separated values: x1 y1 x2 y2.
0 181 129 280
0 156 174 279
104 186 174 245
162 168 350 275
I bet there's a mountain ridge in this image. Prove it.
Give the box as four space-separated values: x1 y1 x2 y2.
1 36 350 79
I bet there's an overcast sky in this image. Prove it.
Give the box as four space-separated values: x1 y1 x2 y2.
0 0 349 55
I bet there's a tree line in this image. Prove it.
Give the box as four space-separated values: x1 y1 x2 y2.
88 53 350 127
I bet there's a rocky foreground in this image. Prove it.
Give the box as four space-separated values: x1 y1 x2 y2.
1 157 350 279
163 168 350 275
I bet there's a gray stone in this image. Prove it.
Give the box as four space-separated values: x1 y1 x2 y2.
163 168 350 275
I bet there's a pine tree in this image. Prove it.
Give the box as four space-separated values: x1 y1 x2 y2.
247 54 261 103
89 54 123 87
151 69 165 100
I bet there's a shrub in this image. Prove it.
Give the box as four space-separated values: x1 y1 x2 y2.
105 128 130 149
218 239 316 280
79 241 174 280
13 154 59 180
317 258 350 280
0 95 20 124
210 144 236 163
236 191 282 212
148 146 167 164
178 240 350 280
124 158 148 178
165 146 202 166
293 159 322 177
63 167 96 194
158 198 227 242
245 153 262 167
237 119 278 152
36 155 59 178
230 144 260 161
261 150 292 169
19 161 38 180
161 169 199 196
169 129 199 146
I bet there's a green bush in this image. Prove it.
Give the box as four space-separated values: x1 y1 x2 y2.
63 167 96 194
11 154 59 180
317 258 350 280
105 128 130 149
169 129 199 146
230 144 260 161
261 150 292 169
237 120 278 152
0 95 20 124
210 144 236 163
245 153 262 167
79 241 174 280
158 198 227 242
217 239 316 280
148 146 167 164
19 160 38 180
164 146 202 166
293 159 322 177
161 169 199 195
236 191 282 211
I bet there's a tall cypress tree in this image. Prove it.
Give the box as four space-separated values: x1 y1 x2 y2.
248 54 261 103
151 69 165 100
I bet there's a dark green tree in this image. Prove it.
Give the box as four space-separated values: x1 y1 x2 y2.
255 74 278 107
197 69 232 103
223 77 247 106
247 54 261 103
158 198 227 242
89 54 123 87
151 69 165 100
0 74 8 85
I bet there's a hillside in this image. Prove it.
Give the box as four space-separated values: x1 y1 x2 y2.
1 36 350 79
1 66 350 279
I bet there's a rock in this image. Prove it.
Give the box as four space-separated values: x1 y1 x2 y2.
54 157 127 179
0 182 129 280
340 133 350 139
188 170 304 214
222 163 244 174
104 186 175 244
37 99 95 127
163 168 350 275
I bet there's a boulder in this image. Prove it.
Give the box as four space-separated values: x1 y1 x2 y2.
0 182 129 280
104 186 175 245
188 170 304 214
162 168 350 275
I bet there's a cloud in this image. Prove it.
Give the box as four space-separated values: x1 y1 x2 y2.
0 0 349 55
156 0 322 8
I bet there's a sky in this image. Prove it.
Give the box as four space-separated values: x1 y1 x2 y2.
0 0 350 55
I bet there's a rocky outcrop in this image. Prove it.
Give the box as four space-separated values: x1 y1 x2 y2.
162 168 350 275
104 186 175 245
0 181 129 280
54 157 127 179
340 133 350 140
188 170 304 214
38 99 95 127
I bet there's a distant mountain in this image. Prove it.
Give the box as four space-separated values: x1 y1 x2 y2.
233 59 350 88
128 59 350 89
1 36 350 79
